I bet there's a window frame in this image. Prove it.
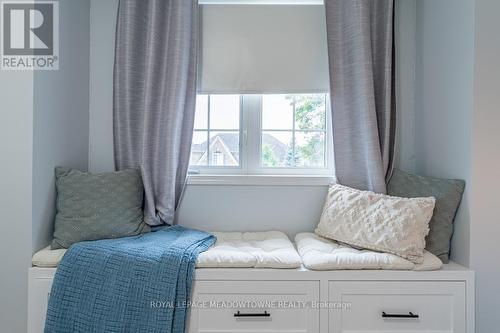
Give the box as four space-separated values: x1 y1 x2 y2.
189 94 335 176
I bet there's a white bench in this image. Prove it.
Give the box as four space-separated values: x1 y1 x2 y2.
29 262 474 333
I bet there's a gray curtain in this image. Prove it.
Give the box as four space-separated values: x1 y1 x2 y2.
113 0 198 226
325 0 396 193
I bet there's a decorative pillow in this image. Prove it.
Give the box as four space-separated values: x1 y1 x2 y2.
315 184 436 264
387 169 465 263
51 167 150 249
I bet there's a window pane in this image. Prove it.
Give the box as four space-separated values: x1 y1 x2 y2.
262 94 294 130
194 95 209 129
210 95 240 129
261 131 293 167
208 131 240 166
294 94 326 130
295 132 325 167
190 131 208 166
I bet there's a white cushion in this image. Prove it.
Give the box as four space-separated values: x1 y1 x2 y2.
196 231 301 268
296 232 442 271
32 246 67 268
315 184 436 264
32 231 302 269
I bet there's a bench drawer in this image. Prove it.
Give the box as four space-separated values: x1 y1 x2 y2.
188 280 319 333
329 281 466 333
28 270 55 333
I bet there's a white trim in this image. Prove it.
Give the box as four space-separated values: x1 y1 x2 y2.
30 261 474 280
198 0 324 6
245 95 261 173
186 174 336 186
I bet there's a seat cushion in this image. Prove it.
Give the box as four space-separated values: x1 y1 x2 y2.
296 232 442 271
32 246 67 268
33 231 301 269
196 231 301 268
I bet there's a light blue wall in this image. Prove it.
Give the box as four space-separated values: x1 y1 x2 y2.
178 185 328 237
0 1 90 331
414 0 475 267
469 1 500 332
394 0 417 173
0 70 34 333
33 0 90 254
414 1 500 332
89 0 118 173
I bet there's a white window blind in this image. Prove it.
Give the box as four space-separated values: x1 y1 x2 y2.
199 4 330 94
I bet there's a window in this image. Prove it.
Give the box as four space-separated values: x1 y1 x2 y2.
193 3 331 178
189 94 333 175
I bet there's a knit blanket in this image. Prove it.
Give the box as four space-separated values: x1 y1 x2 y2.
45 226 215 333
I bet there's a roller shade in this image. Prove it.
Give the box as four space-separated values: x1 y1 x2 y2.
199 4 330 94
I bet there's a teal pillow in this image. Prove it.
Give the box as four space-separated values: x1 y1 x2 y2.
387 169 465 263
51 167 150 249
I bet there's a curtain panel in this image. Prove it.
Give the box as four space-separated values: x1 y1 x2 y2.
113 0 199 226
325 0 396 193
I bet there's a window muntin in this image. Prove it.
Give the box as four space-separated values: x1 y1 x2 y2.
189 94 331 175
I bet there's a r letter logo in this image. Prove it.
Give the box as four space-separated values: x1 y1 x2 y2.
1 1 59 70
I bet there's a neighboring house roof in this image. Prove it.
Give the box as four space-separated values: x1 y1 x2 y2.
192 132 239 155
191 132 288 163
208 135 238 165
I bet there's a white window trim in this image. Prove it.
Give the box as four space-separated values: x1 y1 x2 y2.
189 94 335 181
198 1 324 6
187 174 336 186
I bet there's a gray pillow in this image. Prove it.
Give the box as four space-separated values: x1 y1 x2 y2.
51 167 150 249
387 169 465 263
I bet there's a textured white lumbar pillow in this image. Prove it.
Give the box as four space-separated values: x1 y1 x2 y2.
315 184 436 264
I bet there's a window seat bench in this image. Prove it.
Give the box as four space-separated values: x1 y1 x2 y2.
28 263 474 333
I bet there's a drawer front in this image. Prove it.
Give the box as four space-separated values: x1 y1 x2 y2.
188 280 320 333
329 281 466 333
28 276 54 333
